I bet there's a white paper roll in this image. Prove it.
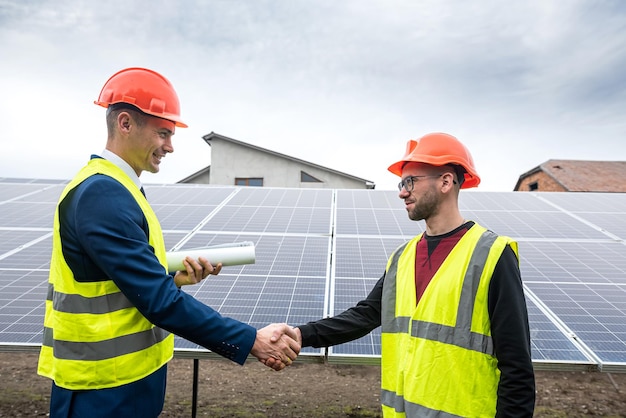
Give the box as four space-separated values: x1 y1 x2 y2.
166 241 255 271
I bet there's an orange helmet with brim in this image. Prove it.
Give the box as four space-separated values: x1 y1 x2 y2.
387 132 480 189
94 67 188 128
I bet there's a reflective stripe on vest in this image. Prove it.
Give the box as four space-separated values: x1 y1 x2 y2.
37 158 174 390
381 241 409 334
41 324 170 361
381 392 463 417
380 225 513 417
49 282 134 313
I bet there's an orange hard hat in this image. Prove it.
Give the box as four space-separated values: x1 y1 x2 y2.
94 67 188 128
387 132 480 189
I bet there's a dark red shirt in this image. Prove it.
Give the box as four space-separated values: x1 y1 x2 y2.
415 223 469 302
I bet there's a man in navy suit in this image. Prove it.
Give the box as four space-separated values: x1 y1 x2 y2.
38 67 299 418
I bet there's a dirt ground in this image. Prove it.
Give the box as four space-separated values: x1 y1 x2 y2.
0 352 624 417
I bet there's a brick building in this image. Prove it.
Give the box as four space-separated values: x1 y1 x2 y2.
514 159 626 192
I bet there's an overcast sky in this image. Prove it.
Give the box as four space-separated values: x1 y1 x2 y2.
1 0 625 191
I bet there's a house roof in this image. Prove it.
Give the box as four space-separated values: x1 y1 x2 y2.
177 166 210 183
199 131 375 187
515 159 626 192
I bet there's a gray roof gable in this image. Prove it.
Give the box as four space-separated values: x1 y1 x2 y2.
202 131 375 186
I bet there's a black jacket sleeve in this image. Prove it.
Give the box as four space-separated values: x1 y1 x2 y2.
489 245 536 417
298 275 384 347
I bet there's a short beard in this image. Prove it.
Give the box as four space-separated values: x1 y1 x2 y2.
407 184 439 221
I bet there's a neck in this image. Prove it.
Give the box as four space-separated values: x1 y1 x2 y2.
424 207 465 236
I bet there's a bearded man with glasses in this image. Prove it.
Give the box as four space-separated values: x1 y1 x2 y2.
270 132 536 417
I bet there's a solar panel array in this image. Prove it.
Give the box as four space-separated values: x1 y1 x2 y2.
0 178 625 372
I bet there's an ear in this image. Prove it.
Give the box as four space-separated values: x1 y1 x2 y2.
117 111 132 133
440 172 456 192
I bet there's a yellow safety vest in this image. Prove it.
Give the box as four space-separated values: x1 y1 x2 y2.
37 158 174 390
380 224 518 417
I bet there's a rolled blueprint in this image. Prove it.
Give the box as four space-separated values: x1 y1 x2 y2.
166 241 255 271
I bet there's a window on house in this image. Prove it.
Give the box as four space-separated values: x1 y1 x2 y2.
301 171 322 183
528 181 538 191
235 178 263 187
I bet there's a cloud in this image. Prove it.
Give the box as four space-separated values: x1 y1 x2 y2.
1 0 625 191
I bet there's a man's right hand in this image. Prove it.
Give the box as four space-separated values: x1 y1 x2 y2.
250 323 300 371
263 325 302 370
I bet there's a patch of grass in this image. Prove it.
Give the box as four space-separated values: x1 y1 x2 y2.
344 405 382 417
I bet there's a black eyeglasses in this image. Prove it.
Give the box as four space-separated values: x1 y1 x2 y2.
397 175 443 192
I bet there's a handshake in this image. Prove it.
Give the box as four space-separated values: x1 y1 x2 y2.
251 323 302 371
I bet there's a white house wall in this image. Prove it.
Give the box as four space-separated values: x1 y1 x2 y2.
210 139 368 189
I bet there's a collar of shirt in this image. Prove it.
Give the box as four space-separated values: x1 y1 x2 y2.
100 149 143 191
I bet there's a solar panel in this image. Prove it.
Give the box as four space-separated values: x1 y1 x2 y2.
199 188 333 235
0 183 62 202
327 276 382 362
526 282 626 369
180 233 330 278
0 270 47 347
145 184 236 205
525 296 595 367
0 230 50 255
0 180 625 372
0 202 57 228
467 210 613 240
535 192 626 241
155 204 222 230
539 192 626 213
460 191 539 209
0 233 52 270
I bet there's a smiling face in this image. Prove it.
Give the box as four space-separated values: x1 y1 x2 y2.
127 115 176 175
108 109 176 177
